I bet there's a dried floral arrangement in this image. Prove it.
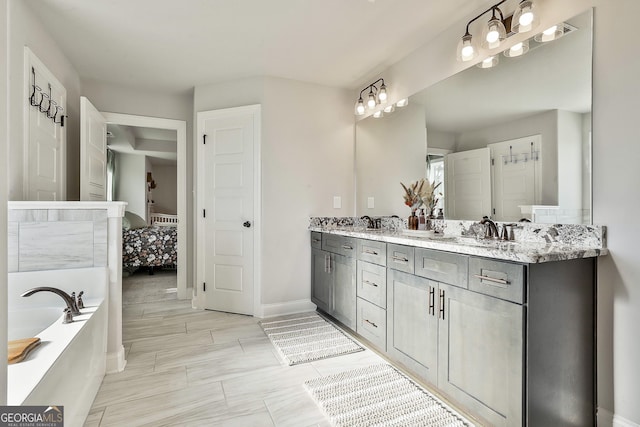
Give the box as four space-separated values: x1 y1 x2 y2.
401 178 442 212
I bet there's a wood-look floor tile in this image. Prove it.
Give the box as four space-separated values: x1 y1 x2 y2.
264 386 326 427
123 321 186 341
98 382 225 427
153 340 243 371
92 367 187 408
186 350 282 386
208 323 267 344
127 329 214 354
82 409 103 427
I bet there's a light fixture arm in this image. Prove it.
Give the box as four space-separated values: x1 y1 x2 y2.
359 78 385 99
462 0 507 35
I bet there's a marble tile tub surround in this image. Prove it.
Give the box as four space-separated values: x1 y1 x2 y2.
309 216 606 248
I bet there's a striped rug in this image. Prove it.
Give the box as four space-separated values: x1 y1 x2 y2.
259 313 364 365
305 364 474 427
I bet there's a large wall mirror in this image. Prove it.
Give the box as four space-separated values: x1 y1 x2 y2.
355 9 592 224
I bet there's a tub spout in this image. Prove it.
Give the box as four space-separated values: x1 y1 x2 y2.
21 287 81 316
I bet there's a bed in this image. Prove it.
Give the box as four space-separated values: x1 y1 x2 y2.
122 211 178 273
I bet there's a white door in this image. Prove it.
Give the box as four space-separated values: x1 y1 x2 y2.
26 49 66 201
490 136 542 221
445 148 491 220
80 96 107 201
197 105 260 315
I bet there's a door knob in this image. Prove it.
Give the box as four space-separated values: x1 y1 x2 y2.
243 221 252 228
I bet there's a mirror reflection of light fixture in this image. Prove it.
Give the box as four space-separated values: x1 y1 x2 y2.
477 55 499 69
383 104 395 113
396 98 409 107
534 24 564 42
503 39 530 57
372 110 384 118
354 78 388 116
512 0 539 34
147 172 156 192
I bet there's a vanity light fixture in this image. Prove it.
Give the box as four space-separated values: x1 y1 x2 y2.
355 78 388 116
511 0 539 34
481 7 507 50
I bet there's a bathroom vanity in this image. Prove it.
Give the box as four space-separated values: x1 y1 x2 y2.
309 222 606 427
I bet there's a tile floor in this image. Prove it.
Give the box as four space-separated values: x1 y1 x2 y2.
84 270 385 427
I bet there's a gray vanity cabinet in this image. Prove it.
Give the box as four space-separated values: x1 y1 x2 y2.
310 233 356 329
438 282 524 427
386 268 439 385
356 239 388 350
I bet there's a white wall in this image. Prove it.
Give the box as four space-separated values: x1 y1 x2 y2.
356 105 426 216
370 0 640 423
194 76 354 308
7 0 81 201
427 129 456 151
115 152 146 219
152 164 177 215
1 0 9 405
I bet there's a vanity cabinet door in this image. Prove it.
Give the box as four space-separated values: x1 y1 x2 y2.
332 253 357 330
438 283 524 427
387 269 438 385
311 248 332 314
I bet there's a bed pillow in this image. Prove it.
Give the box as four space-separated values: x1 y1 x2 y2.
124 211 147 230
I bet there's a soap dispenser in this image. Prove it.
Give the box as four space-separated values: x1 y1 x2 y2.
418 209 426 230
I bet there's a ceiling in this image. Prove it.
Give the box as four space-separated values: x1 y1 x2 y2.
107 124 177 165
25 0 492 92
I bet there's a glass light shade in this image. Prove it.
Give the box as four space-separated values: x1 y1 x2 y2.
512 0 539 34
534 25 564 42
503 40 529 57
482 17 506 49
373 110 384 118
477 55 499 69
378 84 388 103
383 104 395 113
367 91 377 109
354 98 365 115
457 33 477 62
396 98 409 107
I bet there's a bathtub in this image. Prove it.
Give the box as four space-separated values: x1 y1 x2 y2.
8 267 109 427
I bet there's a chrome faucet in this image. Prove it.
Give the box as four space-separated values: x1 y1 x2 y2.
480 216 499 239
21 287 81 316
360 215 374 229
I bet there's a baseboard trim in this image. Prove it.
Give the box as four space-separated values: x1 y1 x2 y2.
106 345 127 374
258 299 317 318
598 408 640 427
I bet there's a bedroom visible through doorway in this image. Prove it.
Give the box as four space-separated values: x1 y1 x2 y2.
102 113 188 300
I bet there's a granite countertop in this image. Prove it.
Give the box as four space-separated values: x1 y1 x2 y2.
309 226 608 264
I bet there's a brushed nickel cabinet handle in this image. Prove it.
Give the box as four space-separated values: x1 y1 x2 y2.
429 287 435 316
474 274 509 285
342 244 354 250
312 238 321 243
363 280 378 287
392 256 409 263
439 289 445 320
363 249 379 255
364 319 378 328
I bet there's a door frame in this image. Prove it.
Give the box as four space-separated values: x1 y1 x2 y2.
195 104 262 316
101 112 189 300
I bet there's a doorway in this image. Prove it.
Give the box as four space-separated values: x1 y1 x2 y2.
102 112 188 300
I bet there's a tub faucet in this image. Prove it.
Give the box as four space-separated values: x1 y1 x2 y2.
480 216 499 239
21 287 81 316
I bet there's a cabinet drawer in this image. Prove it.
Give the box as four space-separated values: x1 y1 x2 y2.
357 260 386 308
357 239 387 266
387 244 414 274
310 232 322 249
415 248 468 288
469 257 525 304
322 234 356 258
357 297 386 350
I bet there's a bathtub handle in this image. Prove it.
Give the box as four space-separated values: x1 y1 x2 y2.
63 308 74 324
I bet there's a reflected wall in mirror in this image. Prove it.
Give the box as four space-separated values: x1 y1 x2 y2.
355 9 592 224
